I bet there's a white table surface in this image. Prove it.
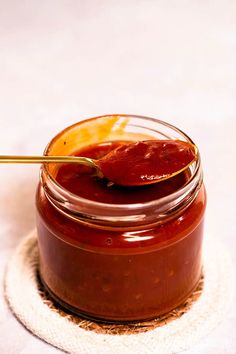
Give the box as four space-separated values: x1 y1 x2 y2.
0 1 236 353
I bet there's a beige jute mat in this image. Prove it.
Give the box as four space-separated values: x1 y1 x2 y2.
4 230 235 354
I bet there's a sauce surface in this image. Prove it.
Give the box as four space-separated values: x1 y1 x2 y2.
56 141 189 204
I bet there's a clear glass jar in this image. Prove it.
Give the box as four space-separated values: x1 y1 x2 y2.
36 115 206 322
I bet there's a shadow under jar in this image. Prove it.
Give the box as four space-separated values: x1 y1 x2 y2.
36 115 206 322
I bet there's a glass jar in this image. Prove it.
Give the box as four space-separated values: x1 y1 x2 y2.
36 115 206 322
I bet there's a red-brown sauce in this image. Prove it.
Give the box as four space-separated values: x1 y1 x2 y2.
97 140 196 186
36 140 206 322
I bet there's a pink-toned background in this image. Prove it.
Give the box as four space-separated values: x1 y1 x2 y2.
0 1 235 353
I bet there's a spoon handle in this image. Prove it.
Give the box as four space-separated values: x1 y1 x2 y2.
0 155 96 168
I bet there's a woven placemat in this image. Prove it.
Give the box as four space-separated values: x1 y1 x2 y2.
4 230 235 354
38 273 204 335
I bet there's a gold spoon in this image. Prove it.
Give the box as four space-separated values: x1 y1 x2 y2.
0 140 197 186
0 154 103 175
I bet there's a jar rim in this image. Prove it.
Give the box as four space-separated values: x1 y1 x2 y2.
41 114 202 227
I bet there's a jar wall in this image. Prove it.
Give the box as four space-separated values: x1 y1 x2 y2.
36 115 206 322
36 183 206 321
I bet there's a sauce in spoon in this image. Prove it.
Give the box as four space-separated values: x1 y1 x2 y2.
97 140 197 186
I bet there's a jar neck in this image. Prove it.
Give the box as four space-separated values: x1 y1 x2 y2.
40 159 203 230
